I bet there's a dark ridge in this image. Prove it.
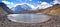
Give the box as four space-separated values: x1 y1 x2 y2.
0 2 14 14
54 4 60 6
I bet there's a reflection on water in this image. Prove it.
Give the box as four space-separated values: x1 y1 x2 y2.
7 14 50 23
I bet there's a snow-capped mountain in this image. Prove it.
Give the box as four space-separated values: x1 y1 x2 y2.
12 4 32 13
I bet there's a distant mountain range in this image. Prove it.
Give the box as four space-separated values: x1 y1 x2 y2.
21 4 60 15
0 2 60 15
12 4 32 13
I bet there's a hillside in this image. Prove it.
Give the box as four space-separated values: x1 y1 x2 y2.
0 2 14 14
0 7 8 15
21 4 60 15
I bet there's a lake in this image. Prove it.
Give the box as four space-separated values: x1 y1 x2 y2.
7 14 51 23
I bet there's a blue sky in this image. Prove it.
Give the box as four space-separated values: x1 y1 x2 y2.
0 0 53 3
0 0 60 10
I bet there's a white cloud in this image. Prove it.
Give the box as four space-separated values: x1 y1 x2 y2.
38 1 42 3
29 0 32 1
1 1 53 10
13 2 53 10
53 0 60 4
13 3 35 10
2 1 14 5
2 1 15 8
37 2 52 9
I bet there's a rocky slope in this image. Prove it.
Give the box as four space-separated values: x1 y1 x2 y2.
0 2 14 14
0 7 8 16
21 4 60 15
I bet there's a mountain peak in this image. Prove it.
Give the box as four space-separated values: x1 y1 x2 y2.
21 4 60 15
12 4 32 13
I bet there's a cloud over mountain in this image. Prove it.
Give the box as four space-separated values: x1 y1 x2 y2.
12 4 32 13
53 0 60 4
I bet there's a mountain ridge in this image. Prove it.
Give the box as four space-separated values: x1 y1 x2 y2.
0 2 15 14
21 4 60 15
12 4 32 13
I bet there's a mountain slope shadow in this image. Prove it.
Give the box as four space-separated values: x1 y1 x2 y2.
0 2 14 14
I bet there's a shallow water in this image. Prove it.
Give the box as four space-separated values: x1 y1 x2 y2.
7 14 51 23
